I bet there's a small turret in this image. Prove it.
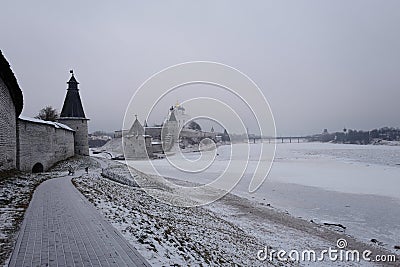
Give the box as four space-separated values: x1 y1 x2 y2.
129 115 144 136
123 115 152 159
169 111 177 122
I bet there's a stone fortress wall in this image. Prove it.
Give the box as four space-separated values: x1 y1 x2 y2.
0 76 17 171
0 51 88 173
17 117 75 172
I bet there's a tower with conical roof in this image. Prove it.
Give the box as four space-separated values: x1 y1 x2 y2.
123 115 153 159
58 70 89 156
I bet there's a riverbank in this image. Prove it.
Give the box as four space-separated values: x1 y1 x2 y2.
74 157 398 266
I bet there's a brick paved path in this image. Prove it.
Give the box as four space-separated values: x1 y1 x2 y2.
9 175 150 267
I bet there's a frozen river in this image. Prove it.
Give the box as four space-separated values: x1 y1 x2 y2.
127 142 400 252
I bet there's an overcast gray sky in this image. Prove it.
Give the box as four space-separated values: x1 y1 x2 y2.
1 0 399 135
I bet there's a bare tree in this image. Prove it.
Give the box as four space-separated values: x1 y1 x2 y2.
35 106 59 121
188 121 202 131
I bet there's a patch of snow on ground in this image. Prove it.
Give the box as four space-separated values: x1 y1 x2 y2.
0 172 57 265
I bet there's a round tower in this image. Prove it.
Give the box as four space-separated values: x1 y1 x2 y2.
57 70 89 156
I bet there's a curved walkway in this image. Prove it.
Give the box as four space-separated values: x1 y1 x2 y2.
9 174 150 267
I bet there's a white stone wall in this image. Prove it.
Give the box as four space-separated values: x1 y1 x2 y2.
123 135 148 159
161 120 179 152
0 77 17 171
57 118 89 156
17 119 75 172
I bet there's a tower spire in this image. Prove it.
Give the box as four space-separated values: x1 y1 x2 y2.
60 70 86 118
58 70 89 156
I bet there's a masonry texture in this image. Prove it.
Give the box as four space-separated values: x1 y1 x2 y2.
17 118 75 172
0 77 17 171
58 118 89 156
0 51 23 172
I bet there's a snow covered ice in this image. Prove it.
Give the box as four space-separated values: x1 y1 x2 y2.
84 142 400 265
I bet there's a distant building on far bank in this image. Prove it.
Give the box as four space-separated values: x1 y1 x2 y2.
88 134 111 148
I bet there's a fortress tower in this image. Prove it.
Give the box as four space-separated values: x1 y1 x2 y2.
162 111 179 152
58 70 89 156
123 116 153 159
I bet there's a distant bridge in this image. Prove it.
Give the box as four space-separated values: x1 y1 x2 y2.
248 136 310 143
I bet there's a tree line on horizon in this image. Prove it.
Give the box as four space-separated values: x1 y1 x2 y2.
309 127 400 144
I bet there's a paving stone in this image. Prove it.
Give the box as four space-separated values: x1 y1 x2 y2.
9 174 151 267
